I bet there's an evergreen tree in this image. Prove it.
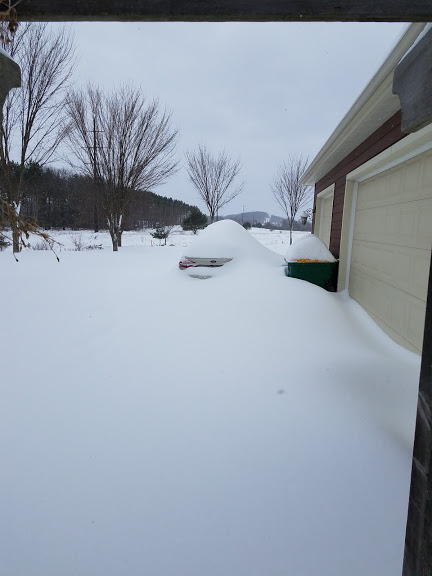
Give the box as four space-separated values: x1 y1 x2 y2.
151 226 169 245
182 206 208 234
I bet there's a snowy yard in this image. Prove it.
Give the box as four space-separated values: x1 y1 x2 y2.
1 223 421 576
21 225 308 255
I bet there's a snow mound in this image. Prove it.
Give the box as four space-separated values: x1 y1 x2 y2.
184 220 284 266
285 234 336 262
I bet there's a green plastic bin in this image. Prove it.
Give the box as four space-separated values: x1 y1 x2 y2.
285 261 338 290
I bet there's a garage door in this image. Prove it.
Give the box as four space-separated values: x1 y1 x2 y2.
318 191 334 248
349 149 432 353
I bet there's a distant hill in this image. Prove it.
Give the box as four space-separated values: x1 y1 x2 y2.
223 211 282 226
222 211 311 230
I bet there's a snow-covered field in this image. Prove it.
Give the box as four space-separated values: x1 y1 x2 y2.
1 223 421 576
21 225 308 255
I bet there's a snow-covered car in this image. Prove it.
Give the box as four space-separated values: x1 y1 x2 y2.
179 256 233 270
178 220 285 277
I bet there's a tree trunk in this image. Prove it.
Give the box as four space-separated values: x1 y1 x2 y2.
12 224 20 253
93 198 99 233
109 228 118 251
289 218 293 245
116 231 122 247
11 202 21 252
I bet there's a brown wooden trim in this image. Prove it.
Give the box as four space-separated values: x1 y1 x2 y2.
15 0 432 22
314 111 405 258
333 191 345 202
316 112 404 193
332 207 344 217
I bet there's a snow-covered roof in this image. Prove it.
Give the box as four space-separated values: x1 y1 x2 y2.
398 22 432 63
301 23 428 186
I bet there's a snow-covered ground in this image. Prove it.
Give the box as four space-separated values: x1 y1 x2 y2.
0 223 421 576
21 225 308 255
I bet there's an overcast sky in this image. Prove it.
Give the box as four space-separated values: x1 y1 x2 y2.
64 22 407 218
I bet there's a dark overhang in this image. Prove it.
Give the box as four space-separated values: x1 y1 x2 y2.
15 0 432 22
393 26 432 133
0 50 21 107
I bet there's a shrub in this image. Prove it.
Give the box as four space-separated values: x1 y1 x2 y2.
0 233 10 251
182 206 208 234
151 226 170 245
32 240 51 250
69 233 102 251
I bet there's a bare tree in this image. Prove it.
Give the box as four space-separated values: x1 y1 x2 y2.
271 155 312 245
65 84 178 251
186 145 244 223
0 22 76 252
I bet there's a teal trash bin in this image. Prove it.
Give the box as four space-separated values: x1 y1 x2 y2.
285 260 338 291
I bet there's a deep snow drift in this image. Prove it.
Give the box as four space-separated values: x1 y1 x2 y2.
0 225 421 576
183 219 285 266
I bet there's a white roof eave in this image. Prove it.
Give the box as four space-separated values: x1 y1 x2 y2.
301 22 427 186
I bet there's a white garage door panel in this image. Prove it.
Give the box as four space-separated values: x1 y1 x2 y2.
349 149 432 354
362 308 423 354
318 194 333 248
356 149 432 211
354 197 432 249
349 269 426 352
350 241 430 300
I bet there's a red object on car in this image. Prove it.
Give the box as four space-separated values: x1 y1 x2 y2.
179 257 232 270
179 258 196 270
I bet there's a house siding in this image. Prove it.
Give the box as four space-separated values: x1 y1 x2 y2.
313 110 405 258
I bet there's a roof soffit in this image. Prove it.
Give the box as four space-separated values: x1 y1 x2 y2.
301 23 427 185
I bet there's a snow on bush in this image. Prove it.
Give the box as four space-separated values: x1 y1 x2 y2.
183 219 284 265
284 233 336 262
